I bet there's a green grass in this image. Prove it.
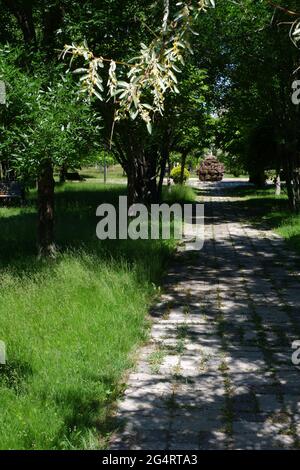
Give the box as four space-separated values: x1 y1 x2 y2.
276 216 300 252
79 165 127 183
223 185 300 254
163 184 196 204
223 173 248 179
53 165 127 185
0 182 194 449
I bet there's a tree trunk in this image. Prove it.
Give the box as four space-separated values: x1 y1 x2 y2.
103 159 107 184
286 163 300 213
42 3 65 53
37 160 56 257
3 0 36 46
293 172 300 213
180 150 188 185
111 120 162 205
249 170 266 188
59 164 67 183
126 152 159 206
157 147 169 202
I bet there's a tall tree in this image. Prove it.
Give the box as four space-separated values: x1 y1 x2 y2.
62 0 214 203
192 0 300 209
2 0 36 46
0 49 100 256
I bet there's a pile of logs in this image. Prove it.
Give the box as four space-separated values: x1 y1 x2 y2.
198 155 225 182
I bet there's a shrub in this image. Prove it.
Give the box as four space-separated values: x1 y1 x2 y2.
170 166 190 185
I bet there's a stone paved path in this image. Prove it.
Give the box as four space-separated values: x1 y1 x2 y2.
110 181 300 450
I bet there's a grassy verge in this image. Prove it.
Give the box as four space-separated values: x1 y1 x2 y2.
0 183 195 450
223 185 300 254
223 173 248 179
79 165 127 184
163 184 196 204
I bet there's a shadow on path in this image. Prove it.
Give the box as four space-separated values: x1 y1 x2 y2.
110 181 300 450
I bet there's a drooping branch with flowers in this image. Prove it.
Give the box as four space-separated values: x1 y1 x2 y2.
62 1 215 137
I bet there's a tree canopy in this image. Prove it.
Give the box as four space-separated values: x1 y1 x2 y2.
1 0 300 256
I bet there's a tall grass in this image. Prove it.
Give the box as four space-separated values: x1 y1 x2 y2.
163 184 196 204
0 183 190 449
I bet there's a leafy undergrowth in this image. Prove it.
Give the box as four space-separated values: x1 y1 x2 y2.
0 183 192 449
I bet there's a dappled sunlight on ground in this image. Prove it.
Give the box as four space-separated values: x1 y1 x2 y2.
111 181 300 450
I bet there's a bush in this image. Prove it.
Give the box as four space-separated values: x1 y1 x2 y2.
170 166 190 185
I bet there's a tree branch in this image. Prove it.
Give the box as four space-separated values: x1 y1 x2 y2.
162 0 170 32
267 1 300 17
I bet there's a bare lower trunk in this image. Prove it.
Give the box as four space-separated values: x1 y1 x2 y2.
286 172 300 213
249 170 266 188
3 0 36 46
126 152 159 206
103 160 107 184
37 160 56 257
157 147 170 202
180 151 188 185
285 155 300 213
127 167 158 205
59 164 67 183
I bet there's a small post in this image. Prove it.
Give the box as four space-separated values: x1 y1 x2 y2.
275 173 281 196
103 153 107 184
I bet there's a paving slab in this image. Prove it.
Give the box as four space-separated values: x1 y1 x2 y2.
110 181 300 450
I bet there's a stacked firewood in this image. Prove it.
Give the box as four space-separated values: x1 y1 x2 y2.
198 155 225 182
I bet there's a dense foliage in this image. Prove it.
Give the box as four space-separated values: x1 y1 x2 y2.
0 48 100 183
1 0 300 256
192 0 300 208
